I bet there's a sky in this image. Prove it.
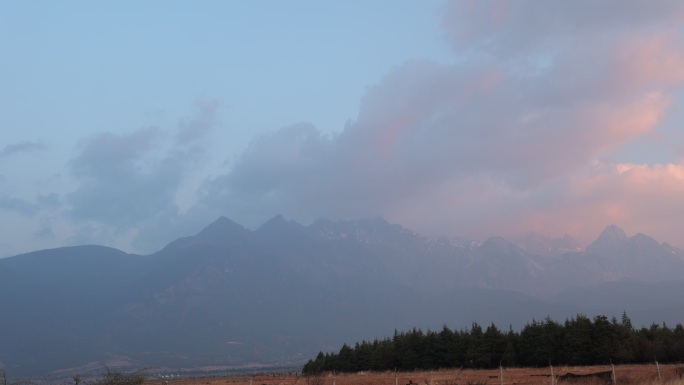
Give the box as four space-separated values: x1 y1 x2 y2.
1 1 684 257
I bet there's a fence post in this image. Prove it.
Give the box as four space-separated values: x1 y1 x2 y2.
500 361 504 385
395 369 398 385
611 362 616 385
333 371 336 385
550 362 554 385
655 358 661 382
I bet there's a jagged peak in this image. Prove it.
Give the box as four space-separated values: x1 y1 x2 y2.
560 233 580 244
306 216 416 243
513 232 583 257
629 233 660 249
311 217 334 227
310 216 393 230
586 224 629 255
256 214 303 233
260 213 287 226
480 236 517 252
473 237 526 260
596 224 628 243
364 216 391 226
483 236 510 245
196 216 248 239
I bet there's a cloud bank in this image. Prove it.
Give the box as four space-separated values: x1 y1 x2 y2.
199 1 684 245
6 1 684 256
60 102 219 251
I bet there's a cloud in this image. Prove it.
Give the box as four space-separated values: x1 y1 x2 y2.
0 190 59 218
67 127 181 224
70 127 161 180
176 99 219 145
0 141 46 159
0 194 37 216
198 1 684 246
64 102 219 251
440 0 684 61
497 161 684 246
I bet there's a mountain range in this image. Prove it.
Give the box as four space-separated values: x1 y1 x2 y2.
2 216 684 378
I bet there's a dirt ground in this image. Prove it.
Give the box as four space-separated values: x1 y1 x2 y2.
147 364 683 385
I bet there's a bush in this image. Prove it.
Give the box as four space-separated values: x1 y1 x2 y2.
92 368 146 385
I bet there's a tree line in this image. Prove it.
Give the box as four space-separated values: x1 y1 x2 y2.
303 313 684 374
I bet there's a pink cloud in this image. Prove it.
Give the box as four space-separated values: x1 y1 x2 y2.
384 160 684 248
548 161 684 247
203 1 684 248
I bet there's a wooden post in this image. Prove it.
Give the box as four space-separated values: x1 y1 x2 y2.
500 361 504 385
550 362 554 385
611 362 616 385
655 358 661 382
395 369 398 385
249 377 253 385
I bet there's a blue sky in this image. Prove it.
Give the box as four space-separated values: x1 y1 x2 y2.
2 1 684 257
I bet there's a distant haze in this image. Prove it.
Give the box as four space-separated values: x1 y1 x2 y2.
1 1 684 257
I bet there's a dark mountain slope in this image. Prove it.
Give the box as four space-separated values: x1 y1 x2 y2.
0 246 147 375
2 219 684 378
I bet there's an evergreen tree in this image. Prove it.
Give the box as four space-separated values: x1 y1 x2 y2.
301 313 684 374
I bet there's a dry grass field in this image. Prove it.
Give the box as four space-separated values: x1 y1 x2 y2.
146 364 684 385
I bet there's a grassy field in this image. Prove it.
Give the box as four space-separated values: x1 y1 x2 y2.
146 364 683 385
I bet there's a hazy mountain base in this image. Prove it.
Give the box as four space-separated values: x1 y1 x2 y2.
2 216 684 377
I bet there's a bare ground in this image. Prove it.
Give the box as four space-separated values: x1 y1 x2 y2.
146 364 684 385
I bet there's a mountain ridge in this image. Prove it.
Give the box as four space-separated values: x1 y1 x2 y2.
2 216 684 378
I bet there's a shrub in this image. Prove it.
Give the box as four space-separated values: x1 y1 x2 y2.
92 368 146 385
